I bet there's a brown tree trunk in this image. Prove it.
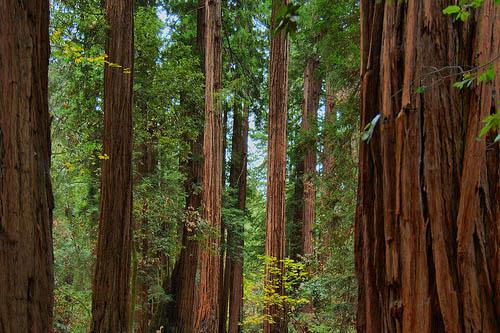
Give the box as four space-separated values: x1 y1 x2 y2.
319 82 336 264
222 105 249 333
0 1 54 331
134 142 157 333
219 104 230 333
91 1 134 332
165 2 206 331
265 0 289 331
356 1 499 332
194 0 223 331
301 58 321 257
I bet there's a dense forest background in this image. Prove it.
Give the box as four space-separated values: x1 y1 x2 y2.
49 0 358 332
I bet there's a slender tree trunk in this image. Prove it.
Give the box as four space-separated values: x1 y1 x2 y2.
164 2 206 331
228 106 249 333
319 82 336 264
301 58 321 257
265 0 289 331
91 1 134 332
220 105 250 333
134 142 157 333
219 104 230 333
194 0 223 331
356 1 499 332
0 1 54 331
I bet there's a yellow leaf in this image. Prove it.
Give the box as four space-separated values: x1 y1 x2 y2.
98 153 110 160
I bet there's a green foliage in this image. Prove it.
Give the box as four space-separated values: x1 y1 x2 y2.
242 256 309 330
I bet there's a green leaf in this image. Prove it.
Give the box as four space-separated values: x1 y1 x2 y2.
416 86 426 94
478 67 495 82
443 5 461 14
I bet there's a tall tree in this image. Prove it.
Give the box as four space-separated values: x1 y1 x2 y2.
265 0 290 331
300 57 321 257
91 1 134 331
356 1 499 332
194 0 223 330
220 104 249 333
0 1 54 331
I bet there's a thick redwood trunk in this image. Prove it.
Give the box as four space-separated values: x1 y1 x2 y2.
91 1 134 332
301 58 321 257
264 0 290 331
356 1 499 332
0 1 54 331
194 0 223 331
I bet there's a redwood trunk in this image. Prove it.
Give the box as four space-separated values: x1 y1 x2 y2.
301 58 321 257
356 1 499 332
194 0 223 331
91 1 134 332
224 105 249 333
319 82 335 264
169 1 206 331
0 1 54 331
265 0 289 331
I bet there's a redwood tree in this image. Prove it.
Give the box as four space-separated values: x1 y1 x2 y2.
194 0 223 330
221 105 249 333
265 0 290 331
0 1 54 331
91 1 134 331
301 57 321 257
356 1 499 332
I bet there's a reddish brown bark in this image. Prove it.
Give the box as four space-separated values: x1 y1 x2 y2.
0 1 54 331
319 82 335 264
221 105 249 333
301 58 321 257
193 0 223 331
167 2 206 331
356 1 499 332
91 1 134 332
264 0 289 331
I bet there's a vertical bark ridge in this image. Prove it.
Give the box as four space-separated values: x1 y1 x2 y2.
357 1 499 332
264 0 289 331
194 0 223 331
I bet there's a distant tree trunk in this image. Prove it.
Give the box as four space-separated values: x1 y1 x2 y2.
194 0 223 330
0 1 54 331
91 1 134 332
356 1 499 332
265 0 289 331
219 104 230 333
319 82 336 264
133 141 157 333
154 2 206 332
219 105 249 333
301 58 321 257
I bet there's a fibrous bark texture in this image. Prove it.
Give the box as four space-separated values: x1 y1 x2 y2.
0 1 54 331
194 0 223 331
265 0 290 331
91 1 134 332
301 58 321 257
356 1 499 332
